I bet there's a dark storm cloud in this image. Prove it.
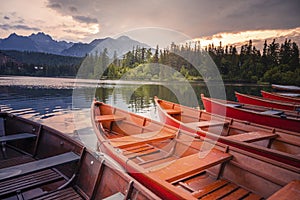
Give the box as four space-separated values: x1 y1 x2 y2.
0 24 40 31
46 0 300 37
72 15 98 24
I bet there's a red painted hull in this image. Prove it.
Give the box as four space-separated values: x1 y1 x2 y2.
235 92 299 111
261 90 300 104
201 95 300 132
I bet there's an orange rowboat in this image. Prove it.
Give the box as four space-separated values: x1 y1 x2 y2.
154 96 300 168
92 100 300 200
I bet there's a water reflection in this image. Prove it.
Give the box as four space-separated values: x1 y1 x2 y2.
0 76 272 150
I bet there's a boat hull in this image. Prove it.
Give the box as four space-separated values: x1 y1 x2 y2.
235 91 299 111
202 95 300 132
261 90 300 104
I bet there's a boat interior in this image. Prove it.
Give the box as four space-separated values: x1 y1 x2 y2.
157 99 300 156
0 112 159 200
94 102 300 199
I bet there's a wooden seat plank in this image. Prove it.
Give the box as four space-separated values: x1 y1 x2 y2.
123 145 154 155
0 155 35 169
0 169 63 196
226 131 278 142
185 120 229 129
0 152 80 181
192 179 228 198
165 109 182 115
149 149 232 182
0 133 36 143
201 183 239 199
34 187 83 200
243 193 263 200
268 180 300 200
109 131 175 148
95 115 126 122
221 188 250 200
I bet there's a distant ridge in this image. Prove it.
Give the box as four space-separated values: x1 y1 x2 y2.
0 32 151 58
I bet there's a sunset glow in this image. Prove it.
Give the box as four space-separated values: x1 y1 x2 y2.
193 27 300 49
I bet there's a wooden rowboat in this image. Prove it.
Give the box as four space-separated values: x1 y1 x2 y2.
235 91 300 111
154 96 300 168
201 94 300 132
261 90 300 104
0 111 159 200
272 84 300 93
92 100 300 200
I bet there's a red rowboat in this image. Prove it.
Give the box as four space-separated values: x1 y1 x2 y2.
92 100 300 199
261 90 300 104
235 91 300 111
201 94 300 132
154 96 300 167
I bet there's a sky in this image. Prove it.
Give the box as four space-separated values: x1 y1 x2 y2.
0 0 299 48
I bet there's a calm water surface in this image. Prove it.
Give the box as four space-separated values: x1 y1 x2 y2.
0 76 271 150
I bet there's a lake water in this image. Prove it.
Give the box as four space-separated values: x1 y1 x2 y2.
0 76 271 150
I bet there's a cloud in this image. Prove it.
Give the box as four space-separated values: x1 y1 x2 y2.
47 3 61 9
69 6 77 13
72 15 98 24
4 16 9 20
193 27 300 51
45 0 300 40
0 24 40 31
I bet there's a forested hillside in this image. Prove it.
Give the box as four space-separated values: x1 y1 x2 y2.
0 50 83 77
0 39 299 85
81 39 299 85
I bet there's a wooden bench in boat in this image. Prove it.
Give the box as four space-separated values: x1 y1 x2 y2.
95 115 126 122
0 152 80 181
109 131 175 148
0 133 36 143
268 180 300 200
164 109 182 115
148 149 232 182
226 131 278 142
185 120 229 129
0 117 36 143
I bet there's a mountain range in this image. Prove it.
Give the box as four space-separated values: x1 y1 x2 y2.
0 32 150 58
